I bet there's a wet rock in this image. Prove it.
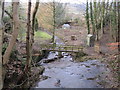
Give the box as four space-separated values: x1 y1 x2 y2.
33 55 113 88
54 79 61 87
71 35 77 41
31 66 45 75
42 58 58 63
91 63 97 66
87 77 96 80
70 73 74 75
81 75 84 77
40 75 49 80
23 66 45 88
87 69 91 71
81 64 90 68
58 55 64 59
85 65 90 68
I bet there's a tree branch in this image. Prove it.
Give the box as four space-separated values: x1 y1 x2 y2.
4 10 13 19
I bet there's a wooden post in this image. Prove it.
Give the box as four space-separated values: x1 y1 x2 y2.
59 46 60 51
72 47 73 52
58 52 62 58
94 42 100 53
78 47 80 52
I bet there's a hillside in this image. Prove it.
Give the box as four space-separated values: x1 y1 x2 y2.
65 3 86 19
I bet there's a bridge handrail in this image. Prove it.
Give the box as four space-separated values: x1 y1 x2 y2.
40 44 83 49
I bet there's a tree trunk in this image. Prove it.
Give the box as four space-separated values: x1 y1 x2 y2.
90 0 95 35
52 0 56 43
93 1 98 40
114 0 118 42
2 0 4 43
101 1 105 35
26 0 40 72
105 0 109 26
113 1 117 41
26 0 32 71
2 0 4 19
118 1 120 52
0 1 3 89
4 10 13 19
109 1 113 38
86 0 90 34
2 2 19 87
32 0 39 43
3 1 19 65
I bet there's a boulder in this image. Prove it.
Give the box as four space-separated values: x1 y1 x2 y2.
71 35 77 41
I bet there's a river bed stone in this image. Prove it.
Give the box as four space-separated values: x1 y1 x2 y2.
33 56 110 88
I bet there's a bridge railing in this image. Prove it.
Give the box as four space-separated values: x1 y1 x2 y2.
39 44 83 52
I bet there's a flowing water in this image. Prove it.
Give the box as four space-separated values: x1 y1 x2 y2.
33 36 110 88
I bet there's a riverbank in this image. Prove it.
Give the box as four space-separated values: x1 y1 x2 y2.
55 25 119 88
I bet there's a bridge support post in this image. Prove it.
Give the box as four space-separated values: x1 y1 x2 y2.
58 52 63 58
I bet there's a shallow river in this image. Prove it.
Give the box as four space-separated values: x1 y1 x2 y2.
33 36 110 88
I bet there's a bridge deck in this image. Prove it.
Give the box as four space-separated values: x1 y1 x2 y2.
42 49 80 53
40 44 83 53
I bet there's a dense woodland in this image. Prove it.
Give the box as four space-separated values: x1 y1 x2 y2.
85 0 120 42
0 0 120 89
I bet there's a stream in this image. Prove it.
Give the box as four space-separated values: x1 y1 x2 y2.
33 36 111 88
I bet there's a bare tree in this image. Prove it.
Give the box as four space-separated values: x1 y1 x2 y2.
28 0 40 70
90 0 95 35
25 0 32 71
86 0 90 34
101 0 105 34
0 1 3 89
32 0 39 43
118 1 120 52
3 1 19 65
26 0 40 71
1 0 19 88
52 0 56 43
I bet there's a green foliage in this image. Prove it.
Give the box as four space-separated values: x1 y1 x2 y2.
10 49 19 60
76 52 87 58
54 2 66 27
3 16 10 23
3 16 12 33
61 16 71 25
18 4 27 42
35 31 52 39
2 43 8 55
37 2 66 30
18 25 26 41
2 43 19 60
86 0 119 41
35 18 39 31
74 18 79 23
